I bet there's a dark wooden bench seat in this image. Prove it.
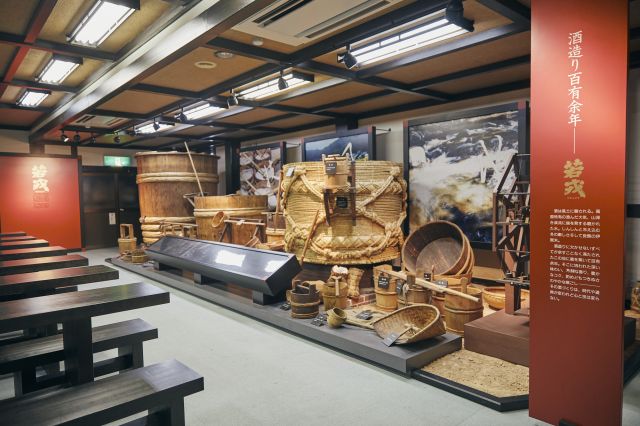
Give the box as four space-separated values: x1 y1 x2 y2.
0 255 88 276
0 232 26 237
0 318 158 395
0 236 36 242
0 265 118 297
0 359 204 426
0 246 67 262
0 239 49 250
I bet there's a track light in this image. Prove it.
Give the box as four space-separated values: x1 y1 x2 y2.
114 132 121 144
338 45 358 69
445 0 474 32
137 121 174 134
90 133 96 144
73 131 81 143
227 89 239 107
178 107 188 122
61 131 70 143
277 70 288 90
153 120 160 131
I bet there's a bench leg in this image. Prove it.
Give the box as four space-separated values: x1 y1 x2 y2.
62 318 94 385
118 341 144 370
149 399 185 426
13 366 36 396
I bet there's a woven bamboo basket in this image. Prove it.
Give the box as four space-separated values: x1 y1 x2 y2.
282 161 406 265
194 195 267 244
402 221 470 276
444 287 483 336
372 304 445 345
347 267 364 298
482 287 530 310
136 151 218 244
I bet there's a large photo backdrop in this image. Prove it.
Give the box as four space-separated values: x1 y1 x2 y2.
405 103 525 247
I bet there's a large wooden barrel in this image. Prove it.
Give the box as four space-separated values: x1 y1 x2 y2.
402 221 471 276
136 151 218 244
282 161 406 265
194 195 267 244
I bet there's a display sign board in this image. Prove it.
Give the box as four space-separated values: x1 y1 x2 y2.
0 155 82 249
103 155 131 167
530 1 628 424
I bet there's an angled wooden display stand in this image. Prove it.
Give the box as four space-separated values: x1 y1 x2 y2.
0 246 68 261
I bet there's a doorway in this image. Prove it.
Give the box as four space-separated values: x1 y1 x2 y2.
81 166 140 249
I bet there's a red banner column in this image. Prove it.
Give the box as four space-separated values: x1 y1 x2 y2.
530 1 628 425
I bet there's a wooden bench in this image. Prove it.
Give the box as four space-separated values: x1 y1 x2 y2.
0 254 88 276
0 246 68 261
0 265 118 298
0 318 157 395
0 232 26 237
0 239 49 250
0 236 36 242
0 359 203 426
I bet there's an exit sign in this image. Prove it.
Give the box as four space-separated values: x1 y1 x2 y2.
103 156 131 167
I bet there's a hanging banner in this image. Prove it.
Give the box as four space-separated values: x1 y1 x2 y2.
530 1 628 425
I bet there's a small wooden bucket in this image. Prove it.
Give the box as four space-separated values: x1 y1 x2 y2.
288 282 321 319
118 224 137 255
398 286 431 308
444 287 483 336
374 265 398 311
323 278 349 311
131 249 148 264
432 292 446 319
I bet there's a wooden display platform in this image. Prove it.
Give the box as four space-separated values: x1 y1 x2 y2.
109 257 461 375
464 309 530 366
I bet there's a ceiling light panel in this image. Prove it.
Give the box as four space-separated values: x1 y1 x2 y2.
17 89 50 107
137 122 174 134
38 55 83 84
237 72 314 100
68 0 139 47
350 12 471 66
182 103 225 121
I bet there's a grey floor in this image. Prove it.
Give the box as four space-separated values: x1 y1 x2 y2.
2 247 639 425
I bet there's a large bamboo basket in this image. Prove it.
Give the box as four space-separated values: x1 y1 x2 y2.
282 161 406 265
194 195 267 244
482 287 530 310
136 151 218 244
372 304 445 344
402 221 471 276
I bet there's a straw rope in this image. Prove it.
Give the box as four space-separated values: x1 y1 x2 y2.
136 172 218 184
193 207 265 217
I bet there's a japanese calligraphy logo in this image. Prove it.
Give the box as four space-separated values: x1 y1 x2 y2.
563 159 585 199
31 164 50 208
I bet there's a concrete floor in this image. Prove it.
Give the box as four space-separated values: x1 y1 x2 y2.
2 247 639 425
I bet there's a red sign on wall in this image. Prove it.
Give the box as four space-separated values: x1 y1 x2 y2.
0 155 82 249
530 1 628 425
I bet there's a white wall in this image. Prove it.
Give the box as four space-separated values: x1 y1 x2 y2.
626 68 640 294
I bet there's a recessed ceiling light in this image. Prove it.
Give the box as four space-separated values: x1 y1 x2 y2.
17 89 50 107
38 54 83 84
251 37 264 47
194 61 217 69
68 0 139 47
237 71 314 100
214 51 234 59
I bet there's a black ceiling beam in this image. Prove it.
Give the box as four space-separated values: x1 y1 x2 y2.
61 126 115 135
356 79 530 120
631 51 640 69
9 79 78 94
0 31 117 62
476 0 531 26
0 124 31 131
0 102 51 113
358 23 528 78
30 0 277 143
411 55 531 90
631 27 640 41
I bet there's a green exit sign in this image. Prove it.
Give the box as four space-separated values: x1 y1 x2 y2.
103 156 131 167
